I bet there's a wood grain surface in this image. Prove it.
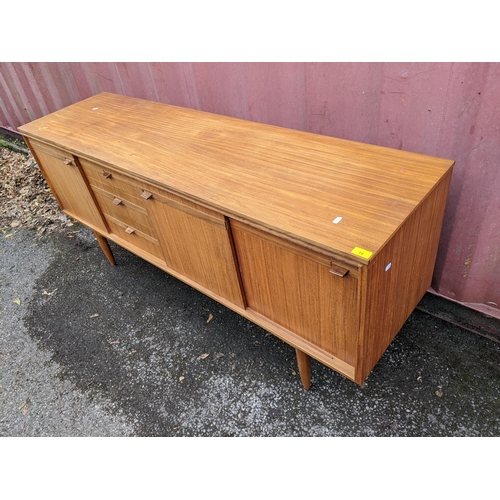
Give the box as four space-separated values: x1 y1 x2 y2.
356 169 453 383
18 92 455 263
26 138 108 233
141 183 245 308
231 220 359 366
19 92 455 387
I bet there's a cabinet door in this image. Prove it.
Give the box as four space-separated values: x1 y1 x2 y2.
231 221 359 366
28 140 107 233
140 186 245 308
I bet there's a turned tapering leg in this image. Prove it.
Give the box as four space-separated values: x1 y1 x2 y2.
93 230 116 266
295 348 311 390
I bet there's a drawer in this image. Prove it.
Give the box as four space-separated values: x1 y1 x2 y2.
92 187 155 237
80 158 145 205
105 214 164 261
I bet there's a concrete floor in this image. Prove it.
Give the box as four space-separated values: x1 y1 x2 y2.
1 225 499 437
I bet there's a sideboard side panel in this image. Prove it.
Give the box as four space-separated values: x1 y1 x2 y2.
358 169 453 383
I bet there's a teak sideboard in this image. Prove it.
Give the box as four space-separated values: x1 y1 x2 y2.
18 93 454 389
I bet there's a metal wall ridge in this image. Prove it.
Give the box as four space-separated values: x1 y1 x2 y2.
1 62 499 317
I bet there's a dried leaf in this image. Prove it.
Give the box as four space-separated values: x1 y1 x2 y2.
108 339 120 345
42 288 58 296
435 390 443 397
13 298 21 305
19 401 29 415
199 353 209 359
0 145 66 234
89 313 99 318
206 313 213 323
179 376 185 382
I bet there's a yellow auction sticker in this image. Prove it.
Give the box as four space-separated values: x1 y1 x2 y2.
351 247 373 259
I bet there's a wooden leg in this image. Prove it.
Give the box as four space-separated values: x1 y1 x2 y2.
93 231 116 266
295 348 311 390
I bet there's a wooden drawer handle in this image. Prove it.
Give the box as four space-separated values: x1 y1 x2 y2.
113 198 123 205
329 265 349 278
63 157 75 166
141 190 153 200
102 171 112 179
125 227 135 234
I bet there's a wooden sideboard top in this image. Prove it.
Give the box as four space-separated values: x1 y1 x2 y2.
18 92 454 262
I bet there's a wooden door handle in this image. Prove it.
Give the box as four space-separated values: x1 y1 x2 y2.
125 227 135 234
329 265 349 277
102 171 112 179
113 198 123 205
141 190 153 200
63 157 75 166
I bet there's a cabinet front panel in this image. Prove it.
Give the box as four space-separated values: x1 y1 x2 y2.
142 186 245 308
231 221 359 365
28 142 107 233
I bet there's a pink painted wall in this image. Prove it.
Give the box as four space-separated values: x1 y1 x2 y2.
1 62 498 317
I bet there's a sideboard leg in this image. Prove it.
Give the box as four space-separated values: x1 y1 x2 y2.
93 231 116 266
295 348 311 390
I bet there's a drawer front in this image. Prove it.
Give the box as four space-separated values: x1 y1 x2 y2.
80 158 146 205
230 220 359 366
105 215 164 261
77 158 164 260
93 188 155 237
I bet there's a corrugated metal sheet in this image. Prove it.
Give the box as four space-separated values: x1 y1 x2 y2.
1 62 499 318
